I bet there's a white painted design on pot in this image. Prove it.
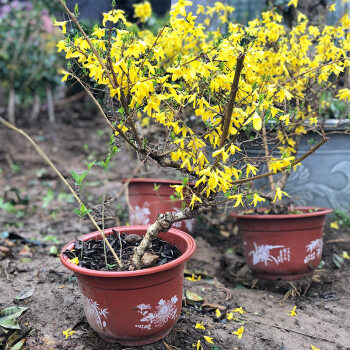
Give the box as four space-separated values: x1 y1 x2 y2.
249 242 287 266
135 295 178 330
129 202 151 225
84 297 108 329
304 238 323 264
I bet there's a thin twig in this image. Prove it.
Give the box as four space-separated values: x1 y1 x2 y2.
231 137 328 186
0 116 123 269
68 72 140 153
58 0 116 90
102 194 108 268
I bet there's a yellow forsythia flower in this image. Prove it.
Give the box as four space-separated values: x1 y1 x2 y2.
203 336 214 344
232 307 246 314
62 328 75 339
288 306 297 317
70 257 79 265
134 1 152 22
342 251 350 260
330 221 339 230
232 326 244 339
195 321 206 330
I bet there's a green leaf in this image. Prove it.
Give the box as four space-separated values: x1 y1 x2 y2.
0 318 21 330
0 307 28 322
86 160 95 170
73 208 82 218
10 338 26 350
49 246 58 256
5 330 20 347
185 290 203 302
15 285 35 300
42 189 54 208
0 326 9 334
74 3 79 16
70 171 88 186
43 235 60 244
333 253 344 268
70 171 80 184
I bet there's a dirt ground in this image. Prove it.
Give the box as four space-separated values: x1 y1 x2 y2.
1 109 350 350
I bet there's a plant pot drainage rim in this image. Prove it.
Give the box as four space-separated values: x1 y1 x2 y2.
230 206 332 220
60 225 196 278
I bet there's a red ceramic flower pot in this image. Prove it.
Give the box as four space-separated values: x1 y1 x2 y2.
231 207 332 280
60 226 196 346
125 178 195 233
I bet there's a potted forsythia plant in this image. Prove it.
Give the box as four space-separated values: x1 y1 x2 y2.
51 0 350 344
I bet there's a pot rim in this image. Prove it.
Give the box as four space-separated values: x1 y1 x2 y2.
122 178 195 186
60 225 196 278
230 206 333 220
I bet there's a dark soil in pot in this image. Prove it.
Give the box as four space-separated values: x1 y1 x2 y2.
62 229 182 271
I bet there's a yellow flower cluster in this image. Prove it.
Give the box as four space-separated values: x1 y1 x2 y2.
57 1 350 209
133 1 152 23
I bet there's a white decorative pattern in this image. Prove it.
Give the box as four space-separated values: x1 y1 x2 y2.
135 295 178 330
249 242 290 266
304 239 323 264
84 297 108 329
130 203 151 225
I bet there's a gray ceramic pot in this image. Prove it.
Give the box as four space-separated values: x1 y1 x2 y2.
251 120 350 213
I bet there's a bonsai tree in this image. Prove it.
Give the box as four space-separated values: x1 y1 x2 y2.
52 0 350 269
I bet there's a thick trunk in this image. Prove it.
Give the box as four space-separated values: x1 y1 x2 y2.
131 206 209 269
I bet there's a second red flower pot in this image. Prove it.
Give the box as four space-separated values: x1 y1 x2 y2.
60 226 196 345
125 178 195 233
231 207 332 280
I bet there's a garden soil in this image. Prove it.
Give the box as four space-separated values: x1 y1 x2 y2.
1 113 350 350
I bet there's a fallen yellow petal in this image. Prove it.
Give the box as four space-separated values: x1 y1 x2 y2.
226 312 234 320
70 257 79 265
186 273 201 282
192 340 203 350
233 307 246 314
195 322 206 330
288 306 297 317
232 326 244 339
62 328 75 339
330 221 339 230
342 251 350 260
203 336 214 344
